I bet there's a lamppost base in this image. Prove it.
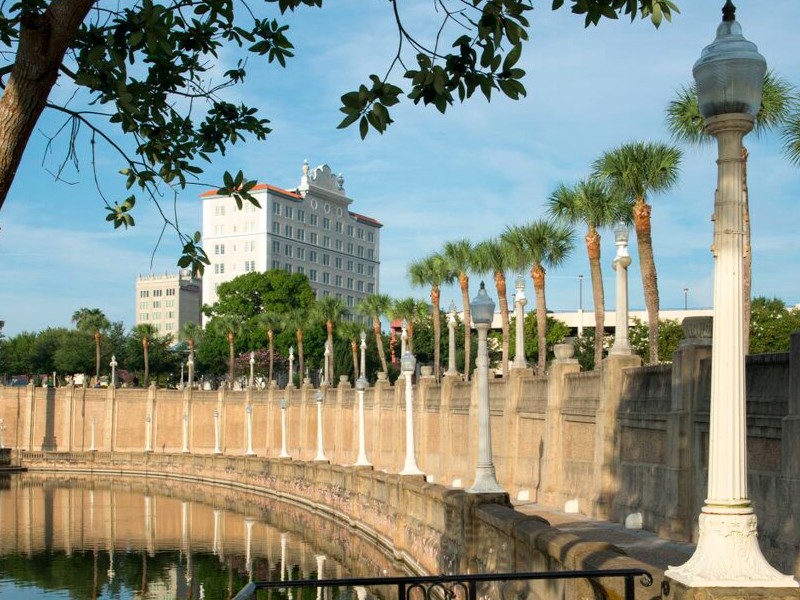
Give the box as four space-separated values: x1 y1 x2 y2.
399 464 424 477
467 468 505 494
245 451 256 457
665 506 798 588
354 458 372 467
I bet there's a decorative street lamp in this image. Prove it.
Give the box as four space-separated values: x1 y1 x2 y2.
684 287 689 311
609 222 632 356
288 346 295 387
354 375 371 466
511 275 528 369
279 398 290 459
213 410 222 455
323 342 330 386
89 417 97 452
665 2 796 588
109 355 118 387
400 319 408 356
314 389 328 462
187 354 194 390
359 331 367 379
145 415 153 452
467 282 504 493
245 403 256 456
399 350 423 476
446 301 458 376
181 412 189 453
249 351 255 388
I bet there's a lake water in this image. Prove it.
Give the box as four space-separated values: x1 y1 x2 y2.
0 472 406 599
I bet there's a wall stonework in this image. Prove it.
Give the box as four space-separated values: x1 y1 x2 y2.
4 331 800 578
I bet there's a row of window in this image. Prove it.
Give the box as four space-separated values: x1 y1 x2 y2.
271 200 375 242
139 300 176 309
213 241 258 256
138 288 176 299
138 312 176 322
269 242 374 274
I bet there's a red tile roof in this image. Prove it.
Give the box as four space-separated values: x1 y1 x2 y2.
200 183 301 200
349 211 383 228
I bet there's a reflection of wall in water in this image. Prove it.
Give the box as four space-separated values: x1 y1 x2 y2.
0 474 406 581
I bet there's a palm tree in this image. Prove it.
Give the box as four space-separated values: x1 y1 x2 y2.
666 71 795 351
254 312 282 383
314 296 347 383
178 322 203 359
283 308 312 384
502 220 575 375
442 240 474 380
548 178 629 369
593 141 682 364
356 294 392 376
71 308 110 382
132 323 158 387
408 253 455 381
471 238 514 377
212 315 241 388
390 297 425 354
337 320 364 380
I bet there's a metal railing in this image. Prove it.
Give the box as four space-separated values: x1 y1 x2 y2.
232 568 653 600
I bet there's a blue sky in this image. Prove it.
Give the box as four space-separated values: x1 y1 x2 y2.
1 1 799 337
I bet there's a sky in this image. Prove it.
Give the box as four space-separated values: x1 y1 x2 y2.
1 1 799 337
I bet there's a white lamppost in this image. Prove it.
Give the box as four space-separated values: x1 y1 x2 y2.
666 2 796 588
468 282 504 493
359 332 367 379
609 222 632 356
249 352 255 388
577 274 584 338
314 389 328 462
288 346 294 387
400 319 408 356
180 361 185 389
213 410 222 455
323 342 330 386
446 301 458 376
109 355 118 387
279 398 290 459
511 275 528 369
187 354 194 390
245 404 255 456
684 287 689 311
354 375 371 466
399 351 423 476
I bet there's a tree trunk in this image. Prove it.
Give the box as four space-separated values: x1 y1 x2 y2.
494 270 510 377
742 146 751 353
531 264 547 375
586 228 605 369
268 330 274 383
227 332 235 388
373 316 388 375
459 273 471 381
431 287 441 381
633 199 660 364
0 0 96 209
94 331 101 381
143 338 150 387
296 329 304 383
351 340 358 380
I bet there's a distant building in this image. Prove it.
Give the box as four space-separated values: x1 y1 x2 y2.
135 271 202 336
200 161 382 321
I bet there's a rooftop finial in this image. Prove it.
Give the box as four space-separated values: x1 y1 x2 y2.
722 0 736 22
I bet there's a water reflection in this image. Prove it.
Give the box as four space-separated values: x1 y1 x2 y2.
0 473 406 599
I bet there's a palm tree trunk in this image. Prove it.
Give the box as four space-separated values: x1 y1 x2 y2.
633 199 660 364
351 340 359 380
297 329 305 383
374 316 388 374
742 146 752 353
494 270 510 377
459 274 472 381
143 338 150 387
431 287 441 381
268 330 274 383
587 229 605 369
327 321 334 382
94 331 101 382
228 332 235 388
531 265 547 375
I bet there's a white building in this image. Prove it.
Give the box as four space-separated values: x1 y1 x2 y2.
135 271 202 336
200 161 382 319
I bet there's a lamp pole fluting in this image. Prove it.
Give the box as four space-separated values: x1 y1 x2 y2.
577 274 584 338
399 351 423 476
213 410 221 455
245 403 255 456
446 301 458 376
314 389 328 462
468 282 504 493
279 398 290 459
511 275 528 369
666 2 796 588
110 355 118 387
354 376 370 466
609 222 632 356
359 331 367 379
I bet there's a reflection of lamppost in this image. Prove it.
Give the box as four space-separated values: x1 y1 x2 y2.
399 351 423 476
684 287 689 311
446 301 458 376
666 3 796 588
279 398 290 459
89 417 97 452
314 390 328 462
110 355 118 387
145 415 153 452
354 376 370 466
512 275 528 369
610 222 632 356
182 412 189 453
249 352 255 388
468 282 503 494
577 274 584 338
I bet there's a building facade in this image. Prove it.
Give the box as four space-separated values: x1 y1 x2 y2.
200 161 382 318
135 271 202 336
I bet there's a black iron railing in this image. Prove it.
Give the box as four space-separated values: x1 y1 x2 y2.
232 568 653 600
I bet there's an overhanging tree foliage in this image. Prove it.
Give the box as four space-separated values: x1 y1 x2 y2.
0 0 677 272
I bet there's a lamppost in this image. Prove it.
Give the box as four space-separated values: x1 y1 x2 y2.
577 274 584 338
314 389 328 462
180 361 185 389
89 417 96 452
359 331 367 379
245 403 255 456
666 2 796 588
609 222 632 356
400 319 408 356
279 398 290 459
399 350 423 476
684 287 689 311
288 346 294 386
354 376 370 466
467 282 503 494
511 275 528 369
187 354 194 390
0 418 5 449
446 301 458 376
213 410 222 455
145 415 152 452
323 342 330 386
110 355 118 387
249 351 255 388
181 411 189 453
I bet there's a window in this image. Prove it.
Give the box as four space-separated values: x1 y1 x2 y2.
214 244 225 255
153 289 163 297
215 205 226 217
310 232 318 245
347 296 354 307
357 246 364 257
357 263 363 274
347 260 353 272
284 205 293 219
272 241 280 253
272 260 280 269
335 221 343 233
335 239 343 251
367 282 374 293
245 240 256 252
139 290 149 298
367 231 374 242
297 247 305 260
297 209 305 223
166 300 175 308
335 257 342 269
152 300 161 308
323 236 330 248
357 228 364 240
347 225 354 237
347 278 353 289
167 311 175 319
334 275 342 286
347 242 354 254
296 228 305 241
309 250 317 263
165 323 174 331
214 263 225 274
367 266 374 276
335 292 342 300
272 202 280 215
322 272 330 284
322 217 330 230
357 280 364 292
309 269 317 281
310 214 318 226
322 254 330 266
153 312 161 320
284 244 293 257
139 301 148 309
284 263 292 272
245 260 256 272
367 249 374 259
296 266 304 274
139 312 149 321
284 224 293 237
214 224 224 235
166 288 175 296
